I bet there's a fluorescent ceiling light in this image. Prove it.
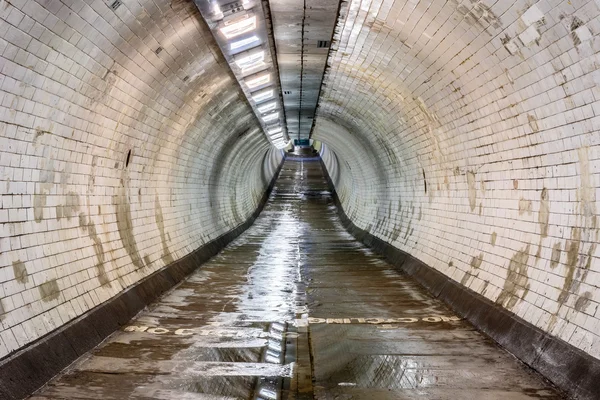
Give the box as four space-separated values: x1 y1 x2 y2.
234 49 265 71
252 89 273 103
267 126 282 134
245 72 271 89
220 14 256 39
262 112 279 122
258 101 277 114
230 35 259 51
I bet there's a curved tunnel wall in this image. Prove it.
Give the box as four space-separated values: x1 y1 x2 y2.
316 0 600 361
0 0 281 358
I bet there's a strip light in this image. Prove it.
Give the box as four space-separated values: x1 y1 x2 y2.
230 35 260 51
246 72 271 89
220 14 257 39
252 89 273 103
234 49 265 71
267 126 282 135
262 112 279 122
258 101 277 114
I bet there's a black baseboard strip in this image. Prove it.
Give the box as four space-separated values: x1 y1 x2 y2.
320 159 600 400
0 158 285 400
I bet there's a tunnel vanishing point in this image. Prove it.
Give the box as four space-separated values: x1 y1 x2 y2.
0 0 599 399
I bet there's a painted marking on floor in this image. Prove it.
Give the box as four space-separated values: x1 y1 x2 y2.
304 315 462 324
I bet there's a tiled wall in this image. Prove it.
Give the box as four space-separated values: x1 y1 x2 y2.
317 0 600 360
0 0 280 358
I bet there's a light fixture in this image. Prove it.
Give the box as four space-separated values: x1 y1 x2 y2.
196 1 289 148
234 48 265 72
267 126 282 134
230 35 260 51
220 14 257 39
262 112 279 122
252 88 273 103
258 101 277 114
245 72 271 89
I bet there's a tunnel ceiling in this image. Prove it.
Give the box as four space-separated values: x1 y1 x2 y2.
270 0 340 142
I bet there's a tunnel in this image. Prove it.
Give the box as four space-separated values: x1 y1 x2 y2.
0 0 599 398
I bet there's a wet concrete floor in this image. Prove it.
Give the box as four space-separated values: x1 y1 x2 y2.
30 157 564 399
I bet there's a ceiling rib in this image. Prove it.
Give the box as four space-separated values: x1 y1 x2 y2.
269 0 341 143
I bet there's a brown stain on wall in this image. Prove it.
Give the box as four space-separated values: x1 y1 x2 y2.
33 136 55 223
491 232 497 246
535 188 551 259
552 147 599 311
39 279 60 302
518 198 532 215
467 171 476 211
460 272 471 286
574 292 592 313
56 191 81 221
33 189 48 222
558 228 581 304
12 260 28 284
470 253 484 269
403 219 412 241
114 180 145 270
539 188 550 237
578 147 597 231
527 114 539 132
230 188 241 222
550 242 562 269
34 183 54 223
496 245 531 310
79 212 110 287
461 253 484 285
155 194 174 266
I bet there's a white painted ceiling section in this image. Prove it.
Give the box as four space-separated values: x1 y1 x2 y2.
268 0 341 142
194 0 290 148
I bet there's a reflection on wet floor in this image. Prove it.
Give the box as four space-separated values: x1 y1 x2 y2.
30 158 564 400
